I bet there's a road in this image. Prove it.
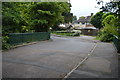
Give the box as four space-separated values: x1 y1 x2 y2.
2 35 118 78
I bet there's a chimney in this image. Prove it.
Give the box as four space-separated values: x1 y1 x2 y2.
91 13 93 16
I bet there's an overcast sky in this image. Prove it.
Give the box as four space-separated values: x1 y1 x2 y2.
70 0 110 19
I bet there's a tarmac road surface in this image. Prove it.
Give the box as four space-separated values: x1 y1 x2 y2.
2 35 118 79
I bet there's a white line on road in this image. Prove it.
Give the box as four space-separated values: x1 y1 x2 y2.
62 43 98 79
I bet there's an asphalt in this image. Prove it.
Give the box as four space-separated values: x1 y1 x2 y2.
67 42 118 78
2 35 118 79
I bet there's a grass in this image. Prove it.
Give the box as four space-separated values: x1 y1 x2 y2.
51 31 80 37
51 32 73 36
93 36 99 40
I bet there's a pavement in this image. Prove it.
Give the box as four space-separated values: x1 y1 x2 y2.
2 35 118 79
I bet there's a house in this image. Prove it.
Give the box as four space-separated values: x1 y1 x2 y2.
73 13 93 26
72 13 99 36
80 27 98 36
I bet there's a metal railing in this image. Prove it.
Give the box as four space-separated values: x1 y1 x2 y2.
113 35 120 53
8 32 50 45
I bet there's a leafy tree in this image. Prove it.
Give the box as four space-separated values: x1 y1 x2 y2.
2 2 33 34
2 2 72 33
2 2 20 34
29 2 71 32
72 15 77 21
79 16 85 19
90 11 105 29
61 2 73 23
96 0 120 38
2 2 72 49
101 12 113 21
97 15 117 42
97 0 120 14
62 12 73 23
102 15 118 36
17 2 33 32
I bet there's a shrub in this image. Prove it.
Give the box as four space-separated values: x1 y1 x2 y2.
52 30 81 36
97 15 118 42
98 29 114 42
2 36 11 50
71 30 81 36
102 15 118 36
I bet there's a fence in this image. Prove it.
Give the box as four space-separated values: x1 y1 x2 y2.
8 32 50 45
113 35 120 53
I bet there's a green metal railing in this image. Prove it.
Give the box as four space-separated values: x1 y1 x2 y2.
8 32 50 45
113 35 120 53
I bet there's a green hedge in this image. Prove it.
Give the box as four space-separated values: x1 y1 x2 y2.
8 32 50 45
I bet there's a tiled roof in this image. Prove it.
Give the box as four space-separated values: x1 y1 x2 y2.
74 16 92 23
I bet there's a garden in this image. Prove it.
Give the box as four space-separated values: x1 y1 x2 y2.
90 1 120 52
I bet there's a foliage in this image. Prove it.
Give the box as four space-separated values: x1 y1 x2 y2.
52 30 81 37
96 1 120 38
2 2 20 34
29 2 72 32
61 3 73 23
97 1 120 14
72 32 80 36
72 16 77 21
2 2 72 33
2 36 11 49
2 2 33 35
62 12 73 23
98 14 118 42
98 29 114 42
2 2 72 49
79 16 85 19
52 32 73 36
102 15 118 35
90 11 105 29
101 12 113 21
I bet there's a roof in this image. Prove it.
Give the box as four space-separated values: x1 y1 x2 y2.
85 16 91 22
77 18 86 23
81 27 97 30
74 15 92 24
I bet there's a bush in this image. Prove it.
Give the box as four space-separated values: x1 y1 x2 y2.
51 30 81 37
2 36 11 50
98 30 114 42
97 14 118 42
71 30 81 36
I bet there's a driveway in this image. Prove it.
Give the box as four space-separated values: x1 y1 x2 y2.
2 35 118 78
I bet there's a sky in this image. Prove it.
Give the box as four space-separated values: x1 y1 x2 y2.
70 0 110 19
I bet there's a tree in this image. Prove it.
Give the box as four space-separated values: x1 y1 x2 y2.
79 16 85 19
97 0 120 14
29 2 71 32
2 2 33 34
102 15 118 35
2 2 72 33
61 2 73 23
2 2 21 34
97 14 118 42
102 12 113 21
72 16 77 21
96 0 120 38
62 12 73 23
90 11 105 29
